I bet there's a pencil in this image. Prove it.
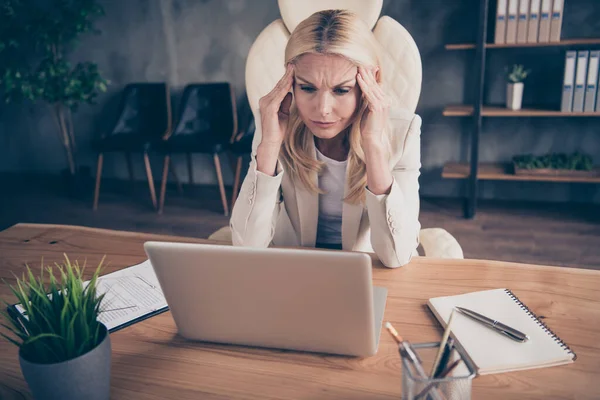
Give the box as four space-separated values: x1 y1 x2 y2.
439 359 462 377
433 337 454 377
385 322 445 400
385 321 402 344
385 322 426 375
430 308 456 377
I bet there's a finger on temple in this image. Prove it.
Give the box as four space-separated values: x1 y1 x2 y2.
279 92 293 116
357 73 370 95
277 75 293 102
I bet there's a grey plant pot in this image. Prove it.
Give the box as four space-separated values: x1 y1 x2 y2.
19 324 111 400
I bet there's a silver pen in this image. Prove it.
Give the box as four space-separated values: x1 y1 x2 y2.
455 306 530 342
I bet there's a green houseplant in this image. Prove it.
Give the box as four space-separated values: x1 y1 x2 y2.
512 152 597 177
505 64 531 111
0 0 109 179
1 255 111 400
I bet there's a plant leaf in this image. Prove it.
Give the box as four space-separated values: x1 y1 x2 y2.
1 254 106 362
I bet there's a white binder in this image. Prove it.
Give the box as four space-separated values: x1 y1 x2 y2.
495 0 508 44
561 51 576 112
538 0 552 42
549 0 564 42
517 0 530 43
586 51 600 112
506 0 519 44
572 51 589 112
527 0 541 43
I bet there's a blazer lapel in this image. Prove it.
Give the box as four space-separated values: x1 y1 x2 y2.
295 141 319 247
341 167 363 251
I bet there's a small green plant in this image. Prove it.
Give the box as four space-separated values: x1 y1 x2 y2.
506 64 531 83
513 152 593 171
0 255 106 364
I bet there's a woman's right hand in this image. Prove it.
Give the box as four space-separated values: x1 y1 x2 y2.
255 64 294 176
258 63 294 147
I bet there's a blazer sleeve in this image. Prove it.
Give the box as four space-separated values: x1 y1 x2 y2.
364 114 422 268
229 108 289 248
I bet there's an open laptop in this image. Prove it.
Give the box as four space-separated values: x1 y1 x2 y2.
143 242 387 357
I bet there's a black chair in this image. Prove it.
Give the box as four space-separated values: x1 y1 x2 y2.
155 82 237 215
92 83 172 210
229 113 255 210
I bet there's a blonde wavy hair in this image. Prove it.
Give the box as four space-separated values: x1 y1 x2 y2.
280 9 389 205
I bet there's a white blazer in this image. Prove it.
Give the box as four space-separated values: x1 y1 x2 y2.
230 108 422 268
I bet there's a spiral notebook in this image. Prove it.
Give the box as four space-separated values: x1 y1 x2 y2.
427 288 576 375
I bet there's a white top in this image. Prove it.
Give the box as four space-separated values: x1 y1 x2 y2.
315 148 348 244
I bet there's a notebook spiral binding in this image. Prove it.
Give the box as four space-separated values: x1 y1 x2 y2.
504 289 577 361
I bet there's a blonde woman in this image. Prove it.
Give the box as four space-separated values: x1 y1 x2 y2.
230 9 421 268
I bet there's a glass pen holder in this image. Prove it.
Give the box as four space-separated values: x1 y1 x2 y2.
400 341 476 400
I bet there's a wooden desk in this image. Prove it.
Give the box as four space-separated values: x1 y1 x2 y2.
1 223 599 399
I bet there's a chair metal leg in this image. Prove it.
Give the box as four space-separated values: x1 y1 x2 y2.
143 152 158 210
158 155 170 214
169 157 183 194
231 156 243 210
125 152 134 183
213 154 229 217
187 153 194 186
93 153 104 211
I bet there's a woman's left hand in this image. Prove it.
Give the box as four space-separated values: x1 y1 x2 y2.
356 66 390 145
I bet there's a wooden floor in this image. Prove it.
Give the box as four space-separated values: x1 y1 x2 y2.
1 174 599 270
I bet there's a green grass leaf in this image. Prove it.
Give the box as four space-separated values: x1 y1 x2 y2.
1 254 107 363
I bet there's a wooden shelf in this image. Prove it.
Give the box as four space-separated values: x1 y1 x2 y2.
445 38 600 50
443 105 475 116
445 43 477 50
442 162 600 183
443 105 600 117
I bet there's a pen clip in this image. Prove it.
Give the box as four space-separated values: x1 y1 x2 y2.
499 328 528 342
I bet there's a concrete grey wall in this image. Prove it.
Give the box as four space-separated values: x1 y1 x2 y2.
1 0 599 204
0 0 280 185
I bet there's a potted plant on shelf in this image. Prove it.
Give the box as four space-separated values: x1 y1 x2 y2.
505 64 531 110
0 255 111 400
512 152 597 177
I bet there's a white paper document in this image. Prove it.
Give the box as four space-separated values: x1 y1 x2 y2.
95 260 168 331
13 260 168 332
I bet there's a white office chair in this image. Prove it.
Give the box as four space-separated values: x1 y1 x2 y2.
210 0 464 260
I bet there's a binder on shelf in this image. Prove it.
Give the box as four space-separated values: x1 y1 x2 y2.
561 51 576 112
538 0 552 42
506 0 519 44
587 51 600 112
527 0 541 43
494 0 508 44
549 0 564 42
517 0 530 44
596 56 600 112
572 51 589 112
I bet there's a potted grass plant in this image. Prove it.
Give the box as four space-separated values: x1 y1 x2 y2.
0 255 111 400
506 64 531 110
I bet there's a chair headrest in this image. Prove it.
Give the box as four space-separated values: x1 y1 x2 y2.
277 0 383 32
